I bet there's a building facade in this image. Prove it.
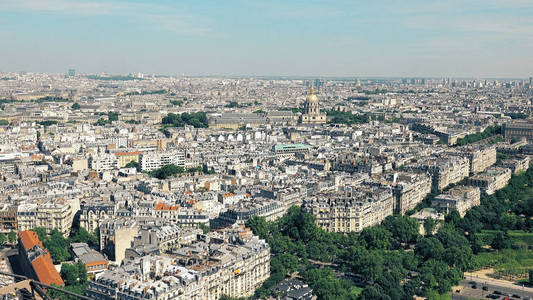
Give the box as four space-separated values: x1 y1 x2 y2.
303 186 393 233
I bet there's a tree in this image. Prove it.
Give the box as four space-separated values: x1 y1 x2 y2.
359 285 391 300
124 160 139 169
70 227 98 247
491 231 510 250
382 215 420 245
71 103 81 110
0 233 6 245
435 223 469 249
529 269 533 285
7 231 16 243
415 237 444 261
199 223 210 234
468 232 484 254
107 112 119 121
359 226 392 250
343 246 383 282
60 264 79 286
149 164 185 179
246 216 271 240
420 259 462 294
444 210 461 226
424 217 437 237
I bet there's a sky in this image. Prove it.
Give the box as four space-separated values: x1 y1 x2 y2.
0 0 532 78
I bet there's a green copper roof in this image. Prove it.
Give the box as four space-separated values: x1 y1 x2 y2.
274 144 311 151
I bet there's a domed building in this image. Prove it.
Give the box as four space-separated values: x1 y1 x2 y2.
300 87 326 124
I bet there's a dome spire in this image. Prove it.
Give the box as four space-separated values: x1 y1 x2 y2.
309 86 315 95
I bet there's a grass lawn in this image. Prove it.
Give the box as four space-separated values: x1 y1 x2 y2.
471 249 533 280
478 230 533 247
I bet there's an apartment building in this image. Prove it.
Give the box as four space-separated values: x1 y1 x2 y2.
139 151 185 171
212 198 285 228
17 200 75 236
87 226 270 300
89 154 119 172
469 167 512 195
303 186 393 233
503 121 533 141
460 145 497 174
273 144 311 158
79 201 118 234
501 156 530 174
408 156 470 190
432 186 481 216
113 151 141 168
0 204 17 233
388 172 432 214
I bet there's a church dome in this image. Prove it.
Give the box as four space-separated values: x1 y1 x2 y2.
306 87 319 103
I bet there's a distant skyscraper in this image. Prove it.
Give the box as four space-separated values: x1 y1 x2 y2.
529 77 532 85
68 69 75 77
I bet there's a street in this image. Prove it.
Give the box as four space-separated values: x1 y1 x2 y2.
452 277 533 300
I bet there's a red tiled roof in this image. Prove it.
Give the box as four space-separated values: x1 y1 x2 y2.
19 231 42 251
154 202 178 211
32 255 64 286
19 231 64 287
114 151 141 156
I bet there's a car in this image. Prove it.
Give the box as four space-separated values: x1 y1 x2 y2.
482 286 489 291
469 281 477 285
511 295 521 299
486 295 500 299
494 291 503 295
472 285 477 289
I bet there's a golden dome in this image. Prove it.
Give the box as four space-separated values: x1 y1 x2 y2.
306 87 318 103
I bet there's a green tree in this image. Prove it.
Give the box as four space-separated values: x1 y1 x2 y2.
199 223 210 234
382 215 420 245
491 231 510 250
124 160 139 169
0 233 6 245
359 285 390 300
60 264 79 286
7 231 16 243
415 237 444 261
529 269 533 285
71 103 81 110
70 227 98 247
359 226 392 250
246 216 271 239
107 112 119 121
343 246 383 282
149 164 185 179
424 217 437 236
445 210 461 226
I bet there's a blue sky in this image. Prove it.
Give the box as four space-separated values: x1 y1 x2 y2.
0 0 532 77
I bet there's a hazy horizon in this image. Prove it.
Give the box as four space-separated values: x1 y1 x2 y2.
1 0 532 78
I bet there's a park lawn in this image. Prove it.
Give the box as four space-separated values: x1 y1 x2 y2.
471 249 533 279
477 230 533 246
426 290 452 300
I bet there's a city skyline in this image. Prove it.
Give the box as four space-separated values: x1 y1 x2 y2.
1 0 532 77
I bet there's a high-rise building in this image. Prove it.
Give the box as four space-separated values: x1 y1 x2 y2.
68 69 75 77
